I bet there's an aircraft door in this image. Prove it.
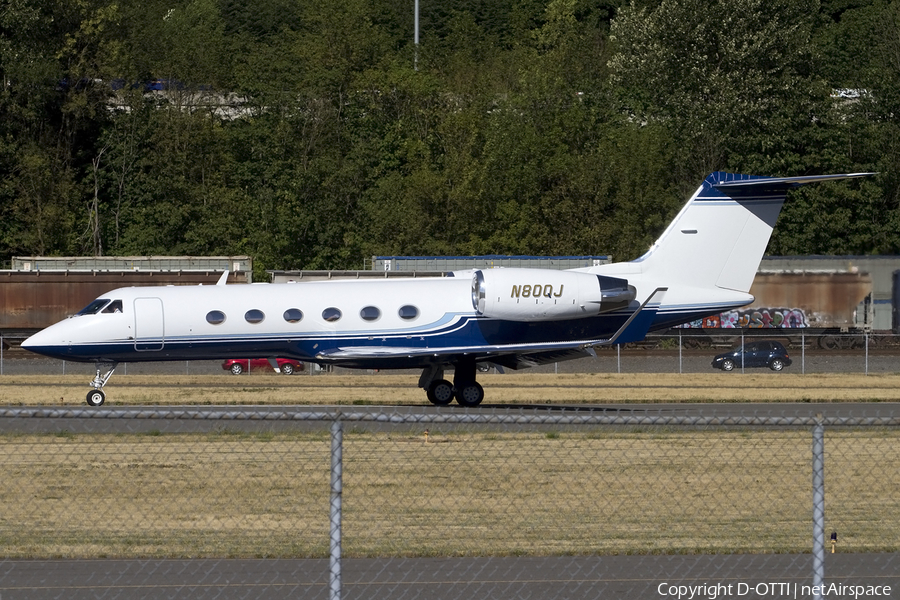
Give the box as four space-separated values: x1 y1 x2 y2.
134 297 165 351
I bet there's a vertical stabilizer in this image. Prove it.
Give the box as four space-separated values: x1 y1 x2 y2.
636 172 872 294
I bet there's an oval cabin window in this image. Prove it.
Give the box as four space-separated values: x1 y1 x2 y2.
284 308 304 323
398 305 419 320
245 309 265 324
322 307 342 322
206 310 226 325
360 306 381 321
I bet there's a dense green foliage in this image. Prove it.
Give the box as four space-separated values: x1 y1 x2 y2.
0 0 895 274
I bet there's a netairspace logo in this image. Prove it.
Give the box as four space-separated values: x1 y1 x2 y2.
657 582 893 599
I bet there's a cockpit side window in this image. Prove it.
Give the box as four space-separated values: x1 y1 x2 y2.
76 299 110 316
101 300 123 313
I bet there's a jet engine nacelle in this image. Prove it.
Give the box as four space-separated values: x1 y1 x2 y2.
471 268 635 321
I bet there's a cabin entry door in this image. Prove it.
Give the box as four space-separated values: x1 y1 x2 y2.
133 297 165 351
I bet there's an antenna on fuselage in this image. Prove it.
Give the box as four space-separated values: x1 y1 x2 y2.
216 271 229 286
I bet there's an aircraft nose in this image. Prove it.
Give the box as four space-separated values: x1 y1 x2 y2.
21 327 59 354
21 330 44 351
21 332 38 349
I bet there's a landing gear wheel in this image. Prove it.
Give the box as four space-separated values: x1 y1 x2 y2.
86 390 106 407
230 363 244 375
86 363 116 407
455 382 484 407
426 379 454 406
281 363 294 375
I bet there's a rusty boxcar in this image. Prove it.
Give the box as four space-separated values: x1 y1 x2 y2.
0 270 246 338
674 271 874 348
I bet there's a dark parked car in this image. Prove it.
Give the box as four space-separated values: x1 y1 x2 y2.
711 340 792 372
222 358 303 375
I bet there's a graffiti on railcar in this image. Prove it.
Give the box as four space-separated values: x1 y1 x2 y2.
681 307 810 329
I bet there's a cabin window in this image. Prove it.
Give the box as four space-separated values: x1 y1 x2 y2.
398 305 419 320
101 300 123 313
245 309 265 324
283 308 304 323
360 306 381 321
322 307 342 322
206 310 226 325
77 299 110 315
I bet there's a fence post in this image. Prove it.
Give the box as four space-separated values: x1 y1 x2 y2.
678 330 683 373
330 413 344 600
865 331 869 376
812 414 825 600
801 331 805 375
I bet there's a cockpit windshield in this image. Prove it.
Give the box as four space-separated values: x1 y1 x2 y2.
101 300 123 313
76 299 124 315
76 299 110 315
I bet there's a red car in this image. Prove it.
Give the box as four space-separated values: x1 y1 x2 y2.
222 358 304 375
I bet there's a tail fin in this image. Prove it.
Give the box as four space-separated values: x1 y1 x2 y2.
636 172 873 293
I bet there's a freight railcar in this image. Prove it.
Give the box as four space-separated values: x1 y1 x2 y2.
672 271 875 349
0 271 245 347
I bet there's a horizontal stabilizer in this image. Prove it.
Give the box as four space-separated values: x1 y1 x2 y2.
712 172 875 190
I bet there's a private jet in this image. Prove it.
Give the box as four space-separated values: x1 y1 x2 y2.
22 171 872 406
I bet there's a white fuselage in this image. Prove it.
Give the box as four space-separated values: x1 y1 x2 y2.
21 266 749 370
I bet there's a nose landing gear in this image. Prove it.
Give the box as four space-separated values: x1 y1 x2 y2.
86 362 118 406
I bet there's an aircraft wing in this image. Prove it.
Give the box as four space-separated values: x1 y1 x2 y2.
317 344 596 370
316 288 667 364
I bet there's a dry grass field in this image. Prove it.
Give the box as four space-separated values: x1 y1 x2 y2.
2 428 898 558
1 371 898 559
3 371 900 405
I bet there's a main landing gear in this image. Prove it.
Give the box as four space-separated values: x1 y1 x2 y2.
420 359 486 407
86 362 118 407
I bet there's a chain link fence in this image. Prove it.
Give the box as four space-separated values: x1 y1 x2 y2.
1 407 898 599
4 331 900 377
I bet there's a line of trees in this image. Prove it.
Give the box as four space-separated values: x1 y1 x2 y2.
1 0 897 277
